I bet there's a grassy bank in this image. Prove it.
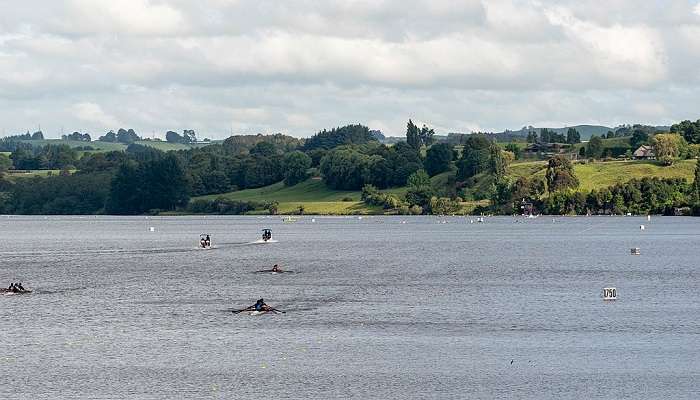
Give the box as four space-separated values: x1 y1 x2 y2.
18 139 211 153
3 169 76 180
508 159 696 191
190 159 695 215
193 171 485 215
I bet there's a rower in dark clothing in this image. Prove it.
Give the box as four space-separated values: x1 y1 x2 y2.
17 283 25 291
254 298 266 311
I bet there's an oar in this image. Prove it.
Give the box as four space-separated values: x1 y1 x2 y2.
268 307 286 314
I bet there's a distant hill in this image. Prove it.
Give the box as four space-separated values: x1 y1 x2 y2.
503 125 612 140
497 124 670 141
374 124 672 144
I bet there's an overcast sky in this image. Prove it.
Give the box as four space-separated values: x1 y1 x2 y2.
1 0 700 139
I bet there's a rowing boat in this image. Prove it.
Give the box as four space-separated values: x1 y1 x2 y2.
1 288 32 295
254 269 293 274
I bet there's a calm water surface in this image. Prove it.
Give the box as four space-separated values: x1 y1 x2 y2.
1 216 699 399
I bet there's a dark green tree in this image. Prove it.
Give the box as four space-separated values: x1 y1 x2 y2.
283 151 312 186
504 143 522 160
489 143 507 179
692 159 700 203
566 128 581 144
424 143 452 176
586 135 604 158
405 169 433 210
630 130 649 148
302 124 375 151
106 162 142 214
456 135 491 180
165 131 183 143
116 128 141 144
99 131 117 142
545 155 579 193
670 119 700 144
419 125 435 147
250 141 277 157
526 131 537 143
320 147 371 190
406 120 421 150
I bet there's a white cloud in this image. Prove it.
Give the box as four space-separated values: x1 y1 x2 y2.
72 102 120 128
544 6 667 87
61 0 185 35
0 1 699 137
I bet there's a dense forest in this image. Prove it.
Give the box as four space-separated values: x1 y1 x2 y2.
1 119 700 216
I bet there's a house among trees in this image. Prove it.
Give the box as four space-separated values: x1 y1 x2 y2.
633 145 655 160
523 142 571 158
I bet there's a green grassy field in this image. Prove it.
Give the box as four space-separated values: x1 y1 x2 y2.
194 171 461 215
199 178 362 202
187 159 696 215
18 139 209 153
574 160 696 191
20 139 126 151
3 169 75 180
508 159 696 191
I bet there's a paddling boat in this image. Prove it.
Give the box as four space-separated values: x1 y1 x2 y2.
1 288 32 295
254 269 293 274
233 306 284 315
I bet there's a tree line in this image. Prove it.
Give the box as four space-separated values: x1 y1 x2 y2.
1 117 700 216
488 154 700 216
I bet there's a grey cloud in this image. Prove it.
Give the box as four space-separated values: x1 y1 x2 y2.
0 0 699 137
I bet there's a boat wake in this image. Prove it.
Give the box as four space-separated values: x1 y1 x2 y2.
0 239 274 259
248 239 279 245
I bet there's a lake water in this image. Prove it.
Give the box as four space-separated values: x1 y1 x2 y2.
1 215 699 399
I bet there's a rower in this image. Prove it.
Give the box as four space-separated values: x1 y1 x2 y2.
17 282 25 291
271 264 280 272
8 282 14 291
199 233 211 248
254 298 269 311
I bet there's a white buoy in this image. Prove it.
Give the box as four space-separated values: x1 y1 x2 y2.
647 215 651 221
311 218 316 223
640 224 645 230
603 287 617 301
149 226 155 232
